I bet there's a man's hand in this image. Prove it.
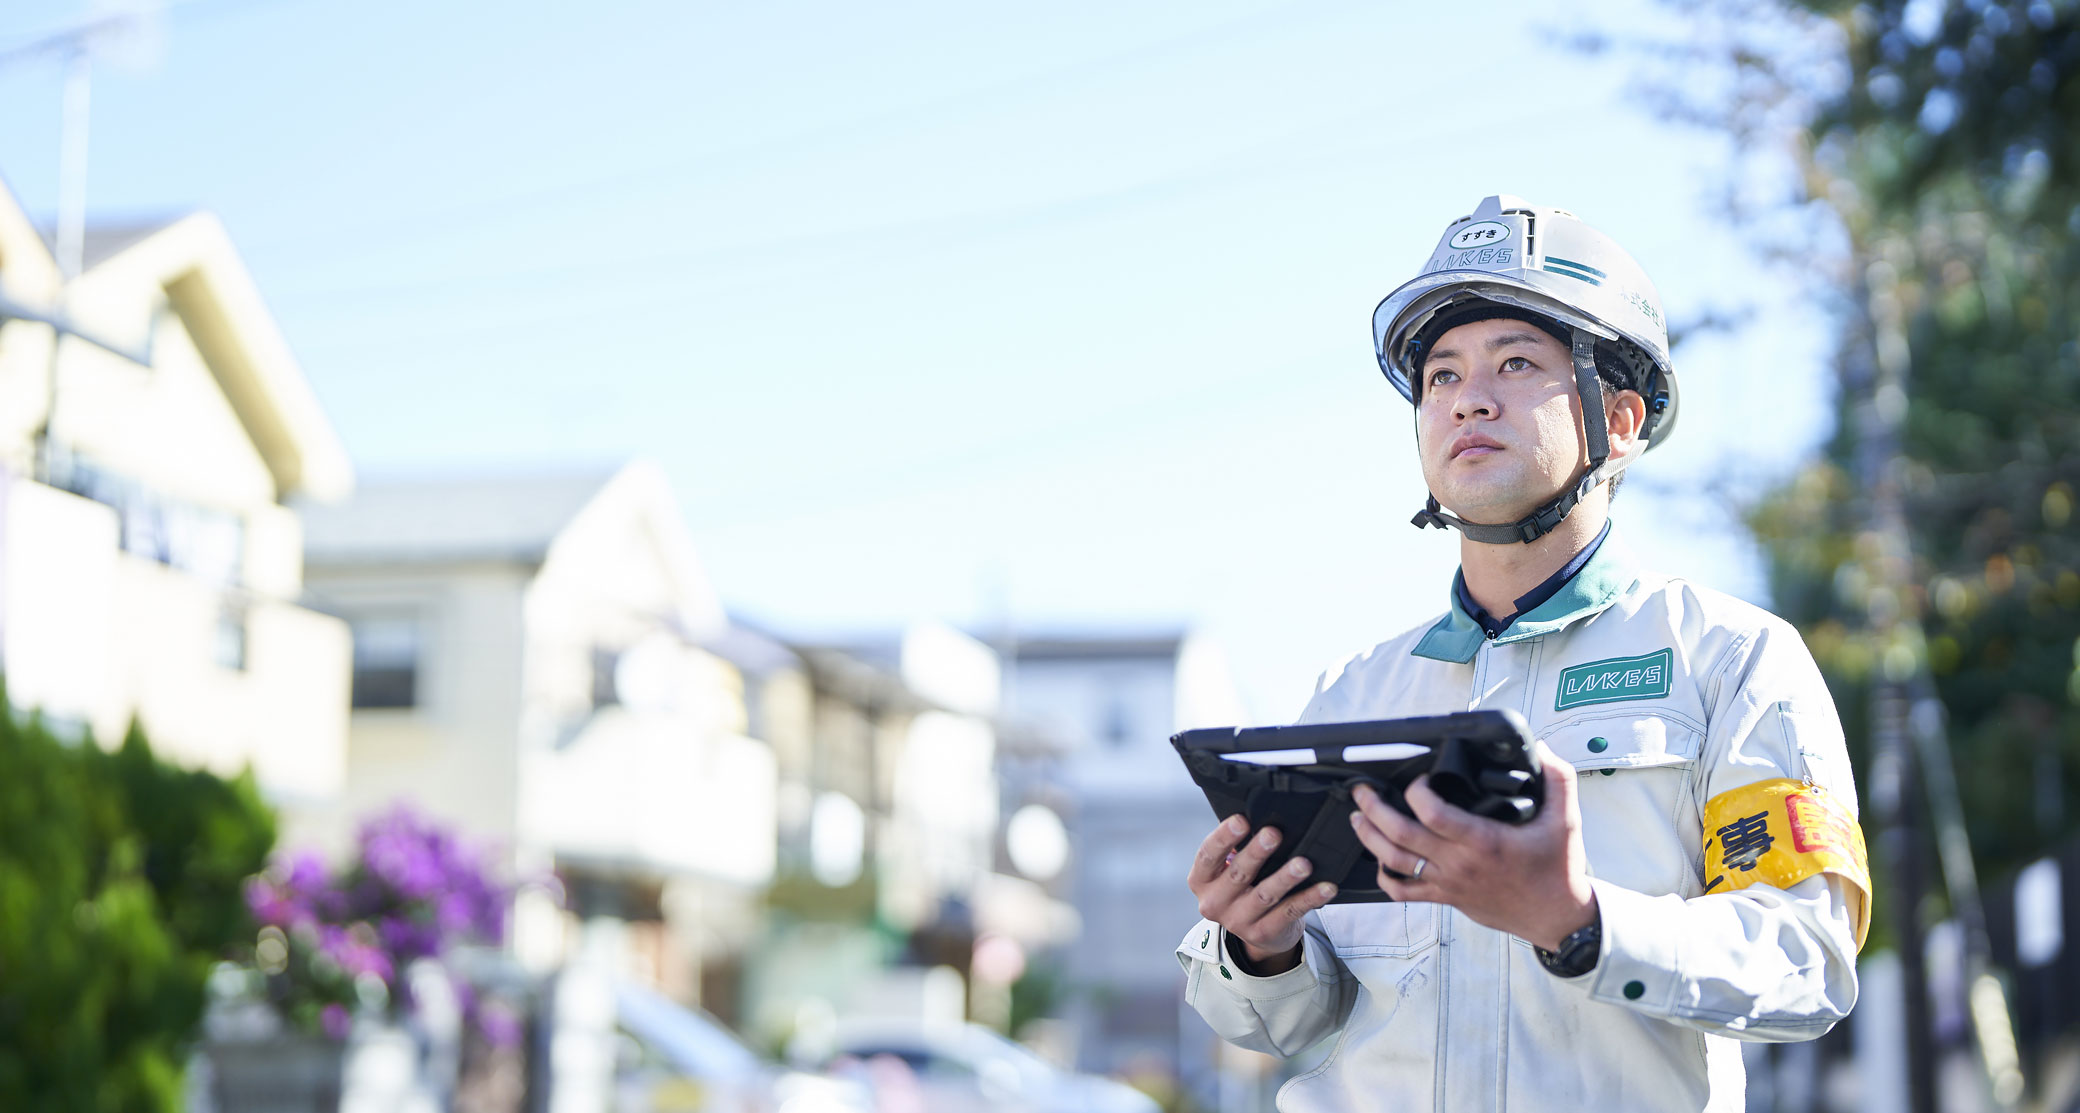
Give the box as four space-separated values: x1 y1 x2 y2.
1186 816 1339 974
1349 741 1596 951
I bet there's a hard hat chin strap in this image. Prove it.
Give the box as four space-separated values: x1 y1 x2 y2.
1411 329 1616 546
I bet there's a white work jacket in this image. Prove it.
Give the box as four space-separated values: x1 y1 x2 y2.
1176 533 1866 1113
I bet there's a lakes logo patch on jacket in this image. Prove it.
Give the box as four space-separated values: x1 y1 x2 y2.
1554 647 1674 710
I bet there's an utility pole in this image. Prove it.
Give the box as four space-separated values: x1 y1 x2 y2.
1859 242 2024 1112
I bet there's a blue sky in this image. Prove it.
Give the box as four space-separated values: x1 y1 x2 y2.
0 0 1837 719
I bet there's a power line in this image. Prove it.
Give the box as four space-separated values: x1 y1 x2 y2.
221 0 1369 259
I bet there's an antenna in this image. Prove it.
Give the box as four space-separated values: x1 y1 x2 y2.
56 47 91 281
0 1 168 275
0 3 168 479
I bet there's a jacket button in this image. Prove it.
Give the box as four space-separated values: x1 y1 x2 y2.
1623 980 1645 1000
1219 965 1233 980
1600 768 1616 777
1587 737 1609 753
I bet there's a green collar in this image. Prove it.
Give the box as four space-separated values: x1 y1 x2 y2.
1411 532 1647 663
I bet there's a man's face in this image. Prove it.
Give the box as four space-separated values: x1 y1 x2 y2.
1414 317 1590 526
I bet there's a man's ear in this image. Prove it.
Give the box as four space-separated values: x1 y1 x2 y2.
1606 389 1649 463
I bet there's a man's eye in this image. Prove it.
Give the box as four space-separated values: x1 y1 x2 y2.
1502 356 1532 372
1429 369 1458 387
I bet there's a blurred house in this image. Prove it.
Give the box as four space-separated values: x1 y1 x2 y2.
296 463 774 1006
998 630 1247 1092
0 185 354 804
724 622 1059 1049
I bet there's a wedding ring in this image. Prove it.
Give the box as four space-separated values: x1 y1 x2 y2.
1411 856 1428 881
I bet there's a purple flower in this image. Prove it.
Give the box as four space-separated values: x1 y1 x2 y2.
378 914 441 963
320 1004 352 1040
475 1001 523 1049
364 833 442 901
285 850 327 893
244 877 290 926
436 892 474 935
314 923 394 983
250 805 523 1039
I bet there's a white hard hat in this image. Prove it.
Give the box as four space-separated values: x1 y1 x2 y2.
1370 195 1680 544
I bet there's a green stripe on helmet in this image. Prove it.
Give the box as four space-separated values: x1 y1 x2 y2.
1544 255 1608 278
1542 262 1604 286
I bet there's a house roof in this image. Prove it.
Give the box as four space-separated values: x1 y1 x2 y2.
36 217 183 272
303 460 728 642
300 467 619 566
0 183 354 503
84 212 355 502
704 616 804 676
1002 631 1185 662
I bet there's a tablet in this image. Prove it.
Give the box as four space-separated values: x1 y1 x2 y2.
1171 710 1543 904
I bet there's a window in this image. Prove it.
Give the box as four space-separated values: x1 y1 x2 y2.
49 453 244 587
213 603 247 672
350 616 420 709
590 646 621 709
1102 693 1133 747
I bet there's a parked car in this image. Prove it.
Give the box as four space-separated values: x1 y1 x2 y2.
613 982 871 1113
818 1020 1160 1113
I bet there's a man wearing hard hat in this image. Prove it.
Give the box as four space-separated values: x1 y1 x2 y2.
1174 196 1868 1111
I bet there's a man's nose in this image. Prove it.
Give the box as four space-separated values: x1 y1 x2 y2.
1454 378 1498 421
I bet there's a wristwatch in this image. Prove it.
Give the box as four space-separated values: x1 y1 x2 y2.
1534 913 1602 978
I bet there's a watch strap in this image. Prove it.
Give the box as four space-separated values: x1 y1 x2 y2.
1534 914 1602 978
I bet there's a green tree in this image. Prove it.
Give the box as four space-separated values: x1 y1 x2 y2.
1739 0 2080 880
0 690 276 1112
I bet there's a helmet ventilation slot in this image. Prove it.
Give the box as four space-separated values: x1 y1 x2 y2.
1503 207 1538 264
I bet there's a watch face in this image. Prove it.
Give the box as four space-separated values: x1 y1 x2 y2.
1538 923 1600 977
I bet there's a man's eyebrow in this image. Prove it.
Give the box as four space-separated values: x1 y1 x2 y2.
1425 330 1551 368
1484 330 1548 352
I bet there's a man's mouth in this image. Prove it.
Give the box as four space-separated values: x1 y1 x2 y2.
1451 437 1504 460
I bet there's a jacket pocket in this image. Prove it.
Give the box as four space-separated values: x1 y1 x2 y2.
1545 714 1703 896
1318 899 1442 959
1541 711 1700 772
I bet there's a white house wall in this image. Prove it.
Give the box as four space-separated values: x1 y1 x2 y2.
891 709 998 894
0 197 62 475
0 321 56 475
1 478 349 800
300 566 529 862
517 471 769 887
1013 656 1186 800
52 312 279 511
1 478 117 731
536 462 724 643
521 712 776 886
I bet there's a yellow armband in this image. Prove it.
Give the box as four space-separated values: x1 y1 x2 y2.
1702 778 1871 950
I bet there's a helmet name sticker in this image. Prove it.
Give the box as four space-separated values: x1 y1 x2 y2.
1448 221 1512 249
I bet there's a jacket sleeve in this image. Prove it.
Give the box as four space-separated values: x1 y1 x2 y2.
1559 616 1864 1042
1175 914 1357 1057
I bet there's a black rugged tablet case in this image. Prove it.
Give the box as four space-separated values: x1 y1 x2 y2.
1171 710 1543 904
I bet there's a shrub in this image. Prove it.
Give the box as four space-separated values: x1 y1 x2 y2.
0 689 276 1113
